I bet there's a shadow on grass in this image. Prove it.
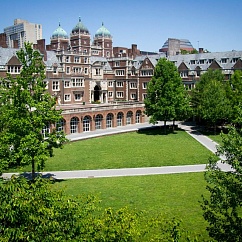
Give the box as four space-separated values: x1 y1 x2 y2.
137 125 180 135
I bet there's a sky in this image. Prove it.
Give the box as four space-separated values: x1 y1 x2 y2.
1 0 241 53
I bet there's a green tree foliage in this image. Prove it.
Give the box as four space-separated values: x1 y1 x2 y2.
144 58 191 132
0 176 185 241
0 43 67 179
191 69 230 132
202 119 242 241
227 70 242 125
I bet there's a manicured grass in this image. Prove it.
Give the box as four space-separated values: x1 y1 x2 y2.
55 172 209 239
41 129 213 172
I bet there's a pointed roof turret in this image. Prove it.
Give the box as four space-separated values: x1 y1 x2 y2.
51 22 68 39
72 17 89 34
95 22 112 38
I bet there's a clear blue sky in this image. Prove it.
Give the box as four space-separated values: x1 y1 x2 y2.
1 0 241 52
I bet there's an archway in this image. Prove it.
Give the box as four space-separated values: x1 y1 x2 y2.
94 85 101 102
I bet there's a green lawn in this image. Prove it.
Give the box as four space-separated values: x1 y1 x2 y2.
55 172 210 239
41 129 212 172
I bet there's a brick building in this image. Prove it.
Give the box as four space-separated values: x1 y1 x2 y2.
1 19 242 135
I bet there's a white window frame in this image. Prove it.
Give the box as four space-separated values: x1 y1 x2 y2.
74 93 82 101
108 91 113 97
142 82 148 89
115 70 125 76
130 82 137 89
64 94 71 102
116 91 124 98
52 81 59 91
117 81 124 87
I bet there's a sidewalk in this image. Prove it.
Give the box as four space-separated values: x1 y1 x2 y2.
1 122 231 180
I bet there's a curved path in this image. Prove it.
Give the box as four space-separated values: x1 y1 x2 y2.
1 122 231 180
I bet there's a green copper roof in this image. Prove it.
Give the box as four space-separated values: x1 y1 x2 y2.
95 23 111 38
72 17 89 34
52 22 68 39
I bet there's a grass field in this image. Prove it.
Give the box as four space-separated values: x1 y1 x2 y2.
41 129 213 172
55 172 210 239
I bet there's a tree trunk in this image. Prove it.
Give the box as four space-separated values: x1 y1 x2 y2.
31 159 35 181
173 120 175 132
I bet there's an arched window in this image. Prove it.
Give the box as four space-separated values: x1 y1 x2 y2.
70 117 79 134
83 116 90 132
126 111 133 125
106 113 113 128
117 112 123 126
135 111 142 124
95 114 103 130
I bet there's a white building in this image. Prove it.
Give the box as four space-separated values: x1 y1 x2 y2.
4 19 42 48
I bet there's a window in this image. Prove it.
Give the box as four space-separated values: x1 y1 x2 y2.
208 59 213 64
190 60 196 65
64 80 70 88
7 66 21 73
117 112 123 126
126 111 132 125
180 71 188 77
106 114 113 128
52 81 59 91
42 123 50 139
74 56 79 63
199 59 205 64
108 81 113 87
131 70 136 76
66 56 69 63
142 82 148 89
84 57 88 63
66 66 70 74
73 67 82 74
64 94 71 101
106 51 110 57
75 93 82 101
136 111 141 123
232 58 239 63
140 70 153 76
108 91 113 97
53 67 57 73
95 115 102 130
56 119 65 132
70 117 79 133
107 43 109 47
83 116 90 132
221 58 227 64
143 93 147 100
116 70 125 76
116 91 124 98
131 93 136 99
95 68 101 75
130 82 137 89
72 78 84 87
84 68 88 74
115 61 120 67
117 81 123 87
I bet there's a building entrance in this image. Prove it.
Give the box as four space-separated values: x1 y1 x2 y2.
94 85 101 102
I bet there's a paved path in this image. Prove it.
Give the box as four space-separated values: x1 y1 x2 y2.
1 122 231 180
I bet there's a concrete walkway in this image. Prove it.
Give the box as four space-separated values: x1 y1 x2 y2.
1 122 231 180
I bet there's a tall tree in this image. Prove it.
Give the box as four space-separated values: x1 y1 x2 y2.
0 43 66 180
144 58 191 133
227 70 242 126
191 69 230 132
201 117 242 241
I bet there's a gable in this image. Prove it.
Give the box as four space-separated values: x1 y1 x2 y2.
178 62 189 71
208 60 221 70
140 57 154 69
7 55 21 66
233 59 242 70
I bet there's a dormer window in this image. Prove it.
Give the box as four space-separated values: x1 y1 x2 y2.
221 58 228 64
199 59 205 64
190 60 196 65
